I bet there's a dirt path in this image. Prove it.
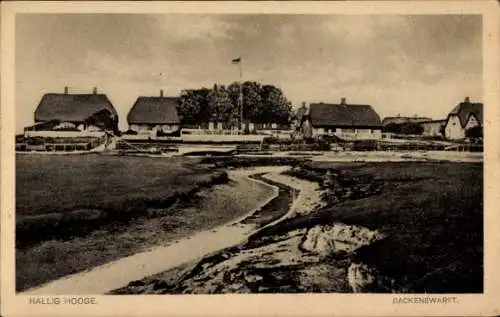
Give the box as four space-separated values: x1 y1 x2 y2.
23 167 288 295
109 169 334 295
23 225 256 295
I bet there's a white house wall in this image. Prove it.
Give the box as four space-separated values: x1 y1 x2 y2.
465 115 480 130
421 122 444 136
311 127 382 140
130 124 179 132
445 115 464 140
25 130 105 138
161 124 180 131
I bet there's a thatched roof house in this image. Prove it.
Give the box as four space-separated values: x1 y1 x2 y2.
32 87 118 132
444 97 483 140
126 91 180 134
302 98 382 139
307 99 382 129
448 98 483 127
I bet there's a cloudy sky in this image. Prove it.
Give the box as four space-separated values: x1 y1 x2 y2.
16 14 482 132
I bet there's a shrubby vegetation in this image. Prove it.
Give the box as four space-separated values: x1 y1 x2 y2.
352 139 379 151
177 82 293 127
382 122 424 135
261 136 331 151
465 126 483 139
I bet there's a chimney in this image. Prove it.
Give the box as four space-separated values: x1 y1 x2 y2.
93 87 98 94
160 89 164 97
340 97 347 105
64 86 68 94
464 96 470 103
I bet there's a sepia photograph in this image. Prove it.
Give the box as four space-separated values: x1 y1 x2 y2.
1 1 499 316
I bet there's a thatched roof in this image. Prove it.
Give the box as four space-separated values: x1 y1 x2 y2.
127 97 180 125
419 119 446 125
449 99 483 128
308 102 382 128
34 93 118 123
382 116 433 126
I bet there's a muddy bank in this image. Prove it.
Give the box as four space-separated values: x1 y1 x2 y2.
18 169 276 293
16 171 230 249
200 155 304 168
240 173 297 228
112 161 483 294
257 162 483 293
113 223 386 294
112 165 385 294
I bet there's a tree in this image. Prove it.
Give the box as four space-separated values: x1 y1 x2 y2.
260 84 292 124
465 126 482 139
178 89 201 125
177 88 211 125
439 124 446 137
84 109 118 133
297 102 308 120
227 82 242 124
196 88 212 123
382 122 423 135
208 85 234 126
177 81 293 127
242 81 263 122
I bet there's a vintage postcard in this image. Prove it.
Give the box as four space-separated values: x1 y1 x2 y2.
1 1 499 316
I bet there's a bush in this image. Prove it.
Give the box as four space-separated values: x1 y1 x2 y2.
317 134 343 143
200 156 304 168
25 137 46 145
263 136 294 145
352 140 379 151
465 126 482 139
383 122 424 135
262 136 330 151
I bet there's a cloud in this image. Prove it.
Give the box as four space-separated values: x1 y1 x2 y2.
320 15 409 46
15 14 482 133
153 15 233 42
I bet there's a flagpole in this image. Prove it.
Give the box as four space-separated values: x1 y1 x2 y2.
239 59 243 134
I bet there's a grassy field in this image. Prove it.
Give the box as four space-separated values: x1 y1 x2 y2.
16 154 232 248
16 154 216 216
257 161 483 293
16 155 483 293
16 154 273 291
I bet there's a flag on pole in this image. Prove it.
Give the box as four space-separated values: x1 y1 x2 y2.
231 57 241 64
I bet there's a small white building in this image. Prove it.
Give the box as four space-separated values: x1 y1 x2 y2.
444 97 483 140
127 90 181 137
